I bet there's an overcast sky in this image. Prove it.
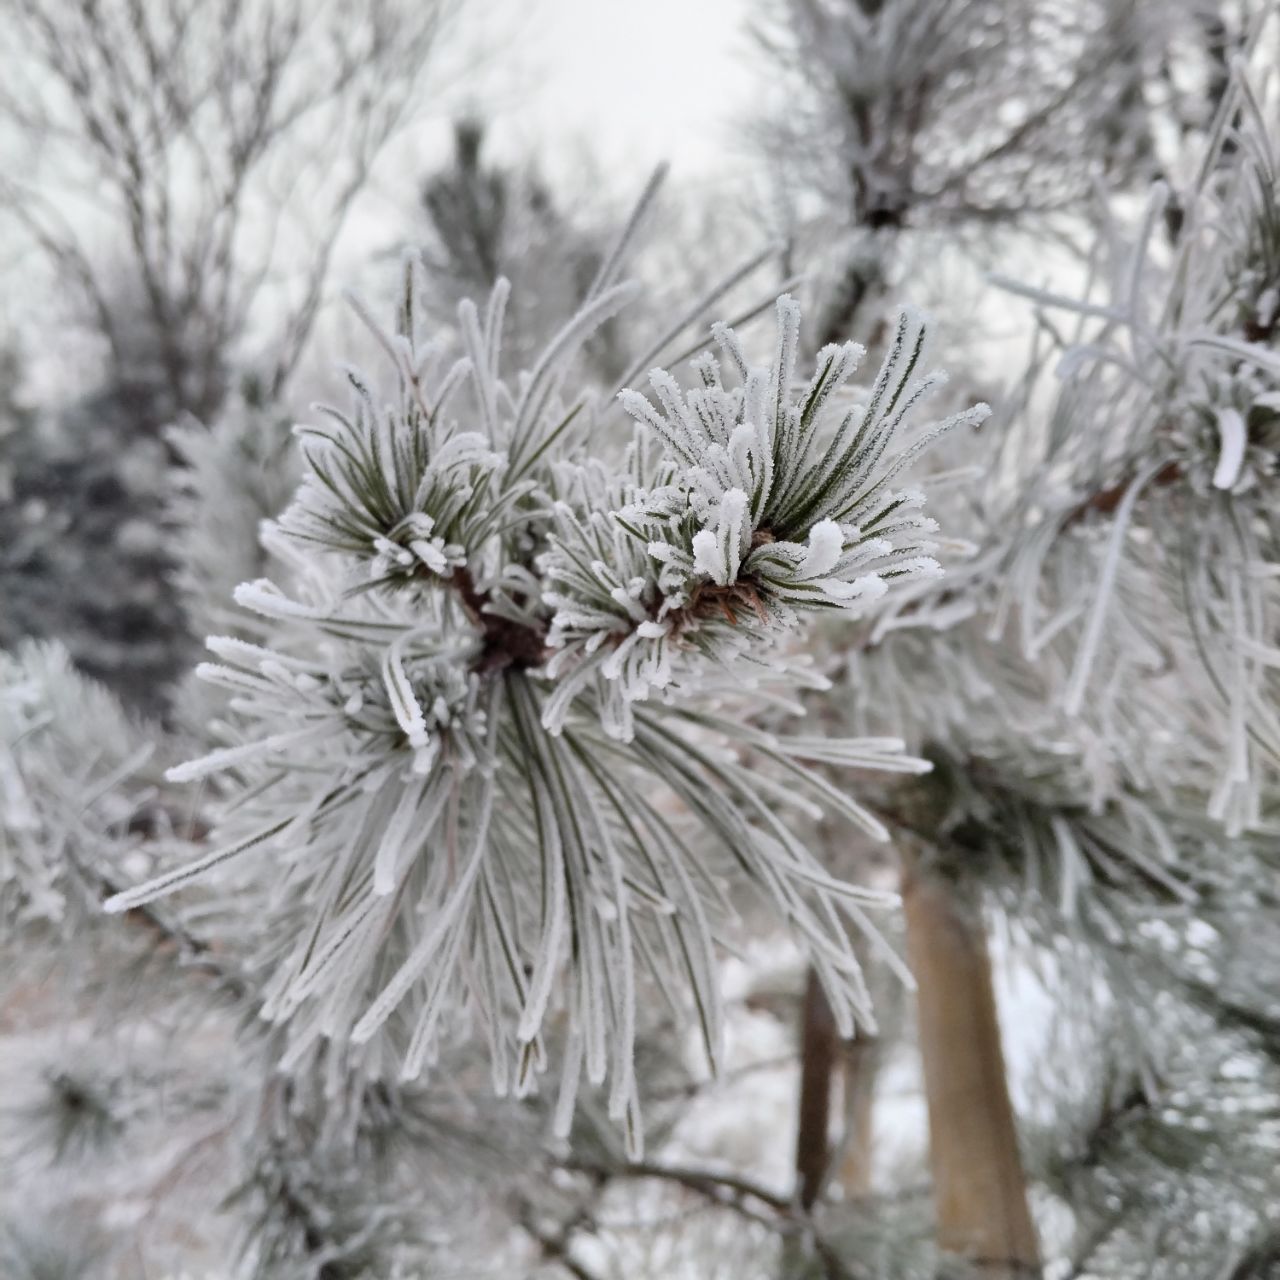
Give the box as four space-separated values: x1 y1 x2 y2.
443 0 762 187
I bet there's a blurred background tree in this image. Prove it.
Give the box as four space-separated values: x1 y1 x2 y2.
0 0 451 714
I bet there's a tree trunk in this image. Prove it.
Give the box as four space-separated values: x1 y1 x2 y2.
835 1032 878 1196
901 849 1040 1280
779 968 841 1278
794 967 839 1212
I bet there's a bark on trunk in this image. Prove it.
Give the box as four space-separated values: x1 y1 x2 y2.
835 1032 878 1196
901 849 1040 1280
794 966 839 1212
780 968 843 1278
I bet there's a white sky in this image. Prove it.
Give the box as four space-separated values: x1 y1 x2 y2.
448 0 761 188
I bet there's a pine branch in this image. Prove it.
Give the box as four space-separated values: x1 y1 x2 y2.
561 1156 792 1214
514 1197 603 1280
448 565 550 673
91 863 248 1000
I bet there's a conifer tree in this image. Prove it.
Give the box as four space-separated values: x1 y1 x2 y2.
4 6 1279 1278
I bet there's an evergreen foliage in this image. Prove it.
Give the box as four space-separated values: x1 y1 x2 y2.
3 4 1279 1276
103 236 981 1156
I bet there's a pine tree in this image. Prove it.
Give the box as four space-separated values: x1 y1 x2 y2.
4 7 1280 1278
